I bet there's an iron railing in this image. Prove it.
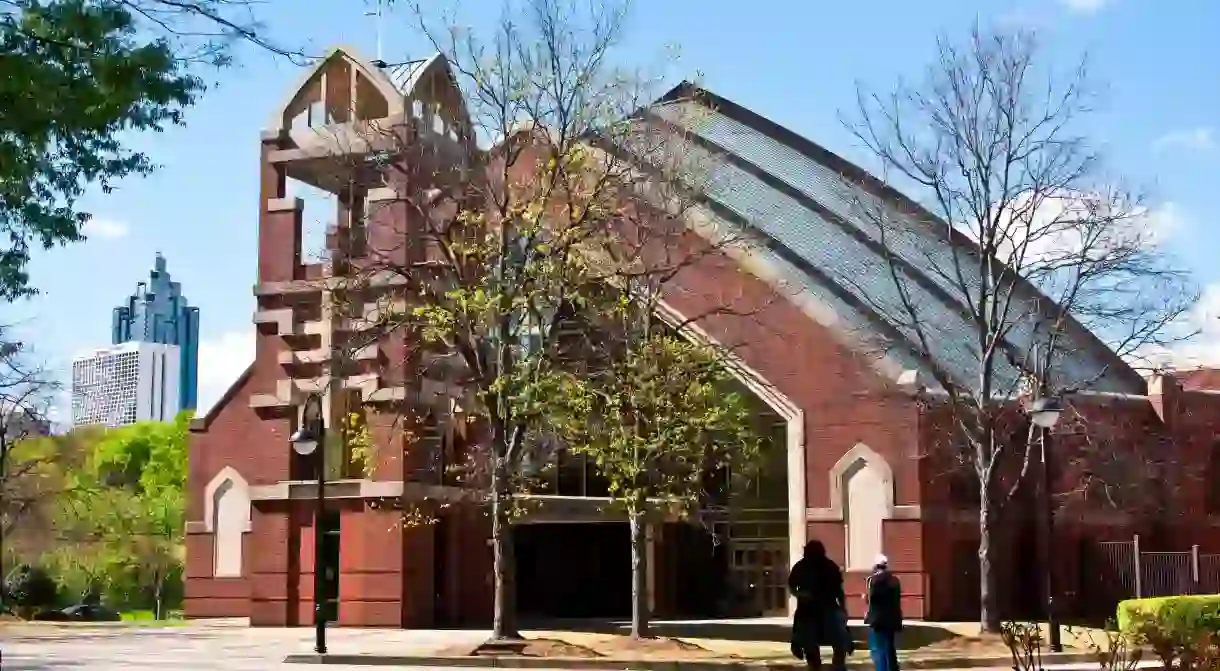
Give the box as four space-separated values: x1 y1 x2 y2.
1094 535 1220 600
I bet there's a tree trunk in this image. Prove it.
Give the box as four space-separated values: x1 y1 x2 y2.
154 580 164 621
628 506 650 639
978 498 1001 632
490 449 520 641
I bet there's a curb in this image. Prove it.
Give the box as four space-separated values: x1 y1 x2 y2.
283 651 1099 669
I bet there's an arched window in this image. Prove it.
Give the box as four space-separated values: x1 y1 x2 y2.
831 444 894 572
206 468 250 578
843 458 886 571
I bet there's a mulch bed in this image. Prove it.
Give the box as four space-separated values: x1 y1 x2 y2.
597 636 723 659
443 636 720 660
444 638 604 658
913 633 1012 655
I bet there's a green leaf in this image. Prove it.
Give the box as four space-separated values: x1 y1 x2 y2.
0 0 202 298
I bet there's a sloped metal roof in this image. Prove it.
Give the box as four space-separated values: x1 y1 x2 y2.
618 85 1144 396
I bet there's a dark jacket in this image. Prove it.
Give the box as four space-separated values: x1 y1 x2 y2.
788 551 850 652
788 554 845 617
864 567 903 632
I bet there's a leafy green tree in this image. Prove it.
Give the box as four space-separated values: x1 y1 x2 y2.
88 412 189 492
0 2 199 299
556 309 763 639
44 541 114 604
86 486 182 618
0 0 294 299
51 413 189 615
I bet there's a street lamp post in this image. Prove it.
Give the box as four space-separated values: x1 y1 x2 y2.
1028 395 1063 653
291 393 328 655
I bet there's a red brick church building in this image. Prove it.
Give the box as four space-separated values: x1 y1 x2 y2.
184 47 1220 627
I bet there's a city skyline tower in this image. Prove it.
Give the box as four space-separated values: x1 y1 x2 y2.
112 252 200 411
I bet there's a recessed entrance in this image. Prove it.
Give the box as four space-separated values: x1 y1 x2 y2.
516 522 632 619
507 374 792 620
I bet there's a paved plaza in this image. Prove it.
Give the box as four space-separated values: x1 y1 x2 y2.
0 621 486 671
0 620 1162 671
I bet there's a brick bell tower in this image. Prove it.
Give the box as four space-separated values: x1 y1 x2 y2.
239 46 489 627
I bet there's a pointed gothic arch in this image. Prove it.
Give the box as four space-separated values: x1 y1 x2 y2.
204 466 251 578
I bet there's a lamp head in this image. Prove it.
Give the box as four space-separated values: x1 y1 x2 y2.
1028 395 1064 429
290 429 318 456
291 394 325 455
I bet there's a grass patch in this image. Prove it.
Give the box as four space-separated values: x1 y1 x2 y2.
120 609 185 623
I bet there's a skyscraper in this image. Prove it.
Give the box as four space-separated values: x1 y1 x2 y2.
112 253 200 411
71 342 182 427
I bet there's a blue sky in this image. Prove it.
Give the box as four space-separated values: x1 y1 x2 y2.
9 0 1219 418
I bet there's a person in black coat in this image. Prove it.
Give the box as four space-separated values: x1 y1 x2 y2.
864 554 903 671
788 540 851 671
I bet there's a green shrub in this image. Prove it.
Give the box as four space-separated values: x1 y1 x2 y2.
4 565 59 617
1117 594 1220 634
1117 595 1220 670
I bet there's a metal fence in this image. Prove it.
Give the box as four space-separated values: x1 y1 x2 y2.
1095 535 1220 600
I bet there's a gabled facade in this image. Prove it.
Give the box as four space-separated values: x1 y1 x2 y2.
185 47 1220 627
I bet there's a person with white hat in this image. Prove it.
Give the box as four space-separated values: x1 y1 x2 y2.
864 554 903 671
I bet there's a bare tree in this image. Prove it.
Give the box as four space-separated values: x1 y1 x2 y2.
840 26 1196 630
0 332 59 595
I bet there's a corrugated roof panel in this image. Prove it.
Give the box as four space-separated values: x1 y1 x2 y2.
618 123 1021 391
651 102 1132 393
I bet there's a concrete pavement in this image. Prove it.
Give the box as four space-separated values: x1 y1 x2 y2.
0 623 484 670
0 622 1163 671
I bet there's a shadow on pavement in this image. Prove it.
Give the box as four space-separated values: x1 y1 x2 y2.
521 618 959 649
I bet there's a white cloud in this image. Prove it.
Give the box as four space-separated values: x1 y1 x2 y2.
1152 127 1216 153
1061 0 1110 14
990 191 1181 267
1141 284 1220 370
195 330 255 415
1138 201 1187 242
81 217 130 239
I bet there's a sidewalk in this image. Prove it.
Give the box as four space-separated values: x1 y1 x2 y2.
282 650 1115 670
279 619 1128 670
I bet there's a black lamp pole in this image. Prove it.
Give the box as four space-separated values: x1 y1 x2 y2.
1039 423 1062 653
1029 387 1064 655
293 393 327 655
313 406 327 656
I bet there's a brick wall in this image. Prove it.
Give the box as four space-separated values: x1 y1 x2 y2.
189 128 1220 628
915 381 1220 622
185 365 289 620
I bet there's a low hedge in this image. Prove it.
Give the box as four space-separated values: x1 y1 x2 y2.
1117 594 1220 635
